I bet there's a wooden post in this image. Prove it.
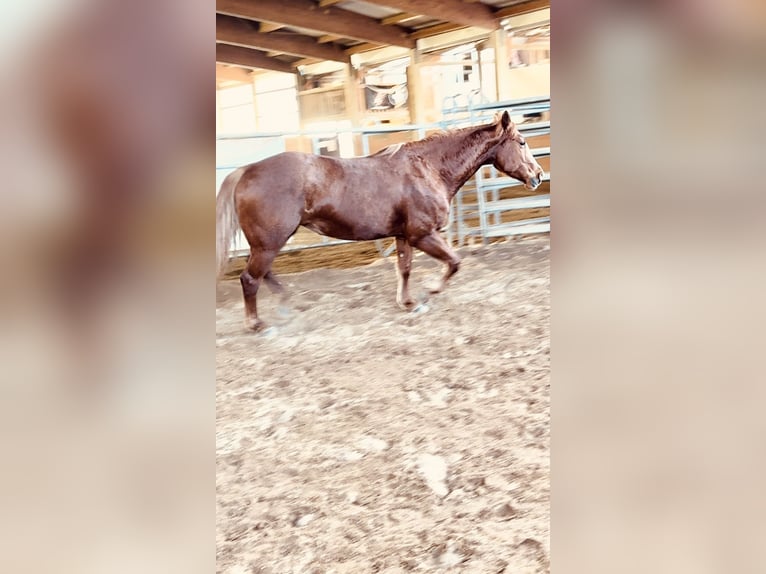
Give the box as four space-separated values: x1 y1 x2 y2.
406 46 423 124
406 63 423 124
492 29 512 101
344 64 362 127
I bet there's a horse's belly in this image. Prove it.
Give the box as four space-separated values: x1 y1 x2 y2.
303 218 390 241
301 190 398 240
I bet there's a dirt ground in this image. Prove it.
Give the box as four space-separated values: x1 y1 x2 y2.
216 236 550 573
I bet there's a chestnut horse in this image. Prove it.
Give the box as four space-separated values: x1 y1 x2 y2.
216 111 544 331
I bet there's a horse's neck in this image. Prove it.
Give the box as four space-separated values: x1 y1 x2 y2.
423 126 498 197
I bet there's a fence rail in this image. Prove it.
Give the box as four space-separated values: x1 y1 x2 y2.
216 96 550 258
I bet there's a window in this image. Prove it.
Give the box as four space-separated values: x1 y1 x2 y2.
255 88 299 132
217 75 299 133
253 74 299 132
217 84 256 133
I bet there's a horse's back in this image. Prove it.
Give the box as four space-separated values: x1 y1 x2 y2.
234 152 311 202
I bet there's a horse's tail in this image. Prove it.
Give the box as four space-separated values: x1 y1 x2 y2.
216 168 243 280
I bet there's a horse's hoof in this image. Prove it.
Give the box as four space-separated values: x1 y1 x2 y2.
412 302 430 314
260 326 278 338
397 299 416 311
426 282 444 294
245 319 266 332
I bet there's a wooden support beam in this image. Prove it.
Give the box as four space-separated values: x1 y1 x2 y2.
381 12 419 26
361 0 498 30
495 0 549 20
409 22 465 40
215 43 294 74
217 14 350 62
344 43 384 56
293 57 321 68
216 0 415 48
259 22 284 33
317 34 342 44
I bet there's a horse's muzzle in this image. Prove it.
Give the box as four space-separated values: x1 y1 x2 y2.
528 175 541 190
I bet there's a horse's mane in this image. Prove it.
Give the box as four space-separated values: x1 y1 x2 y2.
370 142 405 157
367 122 497 158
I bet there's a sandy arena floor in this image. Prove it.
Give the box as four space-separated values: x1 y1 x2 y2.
216 236 550 573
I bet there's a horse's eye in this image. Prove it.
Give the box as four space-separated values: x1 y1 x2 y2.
519 140 526 146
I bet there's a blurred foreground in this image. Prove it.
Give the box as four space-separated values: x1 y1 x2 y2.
0 0 213 572
554 1 766 572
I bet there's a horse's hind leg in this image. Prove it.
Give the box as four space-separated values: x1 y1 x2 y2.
263 270 293 318
240 248 278 331
395 237 416 310
412 231 461 294
263 271 285 295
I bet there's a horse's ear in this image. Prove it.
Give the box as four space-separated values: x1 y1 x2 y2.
500 110 511 131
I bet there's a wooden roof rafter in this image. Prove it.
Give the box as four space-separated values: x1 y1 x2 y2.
215 43 295 74
362 0 499 30
215 0 552 74
216 0 415 48
217 14 351 63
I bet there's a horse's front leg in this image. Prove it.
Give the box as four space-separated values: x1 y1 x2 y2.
412 231 461 294
395 237 416 309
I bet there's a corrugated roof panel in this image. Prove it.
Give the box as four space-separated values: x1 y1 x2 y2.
407 18 456 31
485 0 533 7
278 25 328 38
335 1 403 20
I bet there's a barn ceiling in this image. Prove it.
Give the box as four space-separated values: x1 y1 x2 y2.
215 0 549 78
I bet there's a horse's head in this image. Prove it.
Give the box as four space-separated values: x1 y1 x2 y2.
492 111 545 190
